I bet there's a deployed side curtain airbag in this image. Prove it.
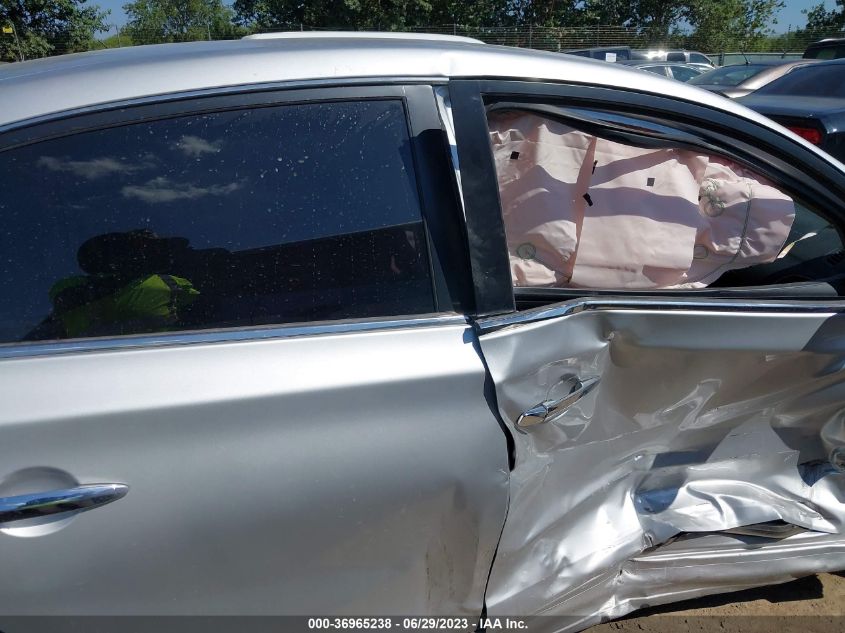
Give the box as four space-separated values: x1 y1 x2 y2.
488 111 796 289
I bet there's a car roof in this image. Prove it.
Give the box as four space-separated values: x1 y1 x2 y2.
808 57 845 65
619 60 698 67
0 31 836 163
632 49 704 53
717 59 800 67
808 38 845 45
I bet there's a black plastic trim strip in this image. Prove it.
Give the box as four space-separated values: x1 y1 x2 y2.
514 281 841 303
448 80 515 317
404 85 476 314
478 296 845 335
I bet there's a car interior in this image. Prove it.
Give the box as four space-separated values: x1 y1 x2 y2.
483 103 845 310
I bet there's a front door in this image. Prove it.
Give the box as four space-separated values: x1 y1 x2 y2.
448 78 845 628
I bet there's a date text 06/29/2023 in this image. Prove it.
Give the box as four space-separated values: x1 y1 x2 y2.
306 617 529 630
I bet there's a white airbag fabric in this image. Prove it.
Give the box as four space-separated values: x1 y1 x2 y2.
489 111 796 289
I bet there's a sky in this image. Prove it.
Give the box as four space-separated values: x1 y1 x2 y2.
93 0 837 31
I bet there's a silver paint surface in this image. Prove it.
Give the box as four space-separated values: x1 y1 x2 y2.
0 322 509 614
478 304 845 629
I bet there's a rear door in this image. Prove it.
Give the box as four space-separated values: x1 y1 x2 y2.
0 84 509 617
450 79 845 628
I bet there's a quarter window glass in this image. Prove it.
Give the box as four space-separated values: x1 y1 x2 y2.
0 99 434 344
757 64 845 97
807 47 837 60
689 65 765 86
670 66 700 82
487 108 840 290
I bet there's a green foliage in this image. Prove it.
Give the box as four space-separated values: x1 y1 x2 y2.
3 0 841 61
805 0 845 32
231 0 428 30
98 29 133 47
681 0 784 52
123 0 240 44
0 0 109 61
229 0 781 44
231 0 584 30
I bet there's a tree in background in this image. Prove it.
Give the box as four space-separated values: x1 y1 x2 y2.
232 0 436 30
682 0 784 52
1 0 108 61
577 0 685 41
4 0 842 61
805 0 845 32
123 0 240 44
232 0 586 30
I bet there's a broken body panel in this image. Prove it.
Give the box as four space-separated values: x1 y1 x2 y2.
478 303 845 629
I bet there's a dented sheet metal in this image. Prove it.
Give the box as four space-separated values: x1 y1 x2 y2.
478 304 845 630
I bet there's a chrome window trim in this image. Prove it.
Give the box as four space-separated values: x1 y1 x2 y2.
477 297 845 334
0 313 467 360
0 76 447 135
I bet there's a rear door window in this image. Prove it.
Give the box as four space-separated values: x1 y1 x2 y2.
0 99 435 344
756 64 845 97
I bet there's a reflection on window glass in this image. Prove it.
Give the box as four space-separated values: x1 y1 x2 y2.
670 66 701 82
756 64 845 97
0 99 434 344
689 65 765 86
488 109 802 290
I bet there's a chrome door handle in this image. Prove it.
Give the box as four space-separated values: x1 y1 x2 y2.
0 483 128 524
517 376 600 429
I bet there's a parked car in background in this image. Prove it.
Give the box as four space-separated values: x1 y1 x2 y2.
631 48 715 69
689 60 817 98
564 45 632 62
3 33 845 632
739 59 845 162
804 38 845 60
618 59 704 81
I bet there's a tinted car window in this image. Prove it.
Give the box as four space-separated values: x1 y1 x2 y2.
669 66 701 82
666 52 686 62
805 44 845 60
0 99 435 344
689 64 767 86
643 65 669 76
756 63 845 97
690 53 712 65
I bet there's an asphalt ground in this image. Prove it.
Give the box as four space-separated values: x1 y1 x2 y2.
589 573 845 632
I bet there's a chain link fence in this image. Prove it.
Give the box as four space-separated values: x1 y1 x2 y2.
8 23 845 64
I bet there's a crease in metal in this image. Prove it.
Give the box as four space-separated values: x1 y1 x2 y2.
479 307 845 630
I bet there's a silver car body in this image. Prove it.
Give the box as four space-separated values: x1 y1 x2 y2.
2 33 845 631
692 60 818 98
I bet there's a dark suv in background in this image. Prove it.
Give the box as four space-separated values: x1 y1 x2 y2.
804 38 845 60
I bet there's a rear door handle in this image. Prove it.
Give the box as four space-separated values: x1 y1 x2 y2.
517 376 600 429
0 483 128 524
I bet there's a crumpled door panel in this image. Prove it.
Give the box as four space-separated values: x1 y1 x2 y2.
478 307 845 630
